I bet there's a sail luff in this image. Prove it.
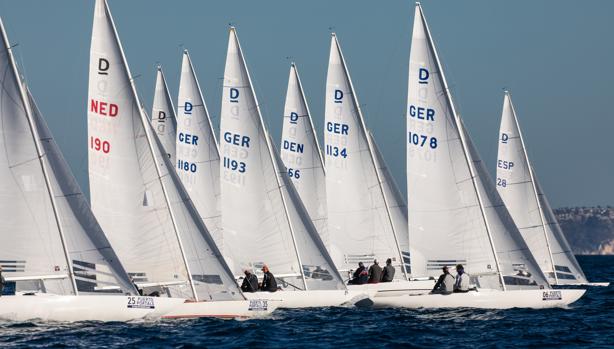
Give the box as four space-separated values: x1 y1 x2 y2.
291 63 326 174
415 3 505 289
184 50 220 154
0 18 78 295
100 0 198 300
151 65 178 162
331 34 408 279
230 27 308 289
505 91 558 285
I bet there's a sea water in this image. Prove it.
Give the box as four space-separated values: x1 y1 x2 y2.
1 256 612 348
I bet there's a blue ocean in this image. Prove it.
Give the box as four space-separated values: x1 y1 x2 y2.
1 255 612 348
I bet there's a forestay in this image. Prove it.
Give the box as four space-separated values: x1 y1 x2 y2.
220 27 344 290
88 0 243 301
176 50 223 248
280 63 329 248
324 34 407 279
496 93 587 285
406 3 548 290
150 66 177 163
0 17 134 296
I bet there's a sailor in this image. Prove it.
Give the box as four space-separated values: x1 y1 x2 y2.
130 276 143 296
0 265 4 297
241 269 259 293
368 259 383 284
380 258 395 282
260 265 278 292
349 262 368 285
431 266 454 294
453 264 470 293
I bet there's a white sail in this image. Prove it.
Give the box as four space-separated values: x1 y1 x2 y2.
496 92 587 284
324 34 407 279
175 50 223 247
220 27 344 290
88 0 243 301
280 63 329 248
0 17 134 295
367 131 411 273
406 3 548 290
150 66 177 163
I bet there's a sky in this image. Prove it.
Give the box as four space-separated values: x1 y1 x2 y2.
1 0 612 208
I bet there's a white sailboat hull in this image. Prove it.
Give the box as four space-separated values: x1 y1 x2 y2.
0 294 184 322
243 289 368 308
368 288 586 309
347 279 435 297
554 282 609 287
162 299 281 319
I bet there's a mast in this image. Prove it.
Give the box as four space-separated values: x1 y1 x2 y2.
332 34 408 280
505 91 558 285
416 3 505 290
102 0 198 300
231 27 308 290
291 63 327 175
1 19 78 295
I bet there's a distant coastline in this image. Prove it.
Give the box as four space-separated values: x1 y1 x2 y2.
555 207 614 255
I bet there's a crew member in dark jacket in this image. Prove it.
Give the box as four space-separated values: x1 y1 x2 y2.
260 265 278 292
381 258 395 282
368 259 383 284
241 270 259 293
431 266 454 294
349 262 368 285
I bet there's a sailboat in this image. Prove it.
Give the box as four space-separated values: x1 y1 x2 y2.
323 33 433 293
175 49 224 248
280 63 330 250
370 3 585 309
219 27 365 308
150 66 178 164
0 17 180 322
87 0 278 318
496 92 608 287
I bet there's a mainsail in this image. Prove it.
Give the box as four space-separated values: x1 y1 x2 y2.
150 66 177 163
324 33 407 279
496 92 587 285
88 0 243 301
406 3 548 290
0 16 134 295
175 50 223 247
279 63 329 248
220 27 344 290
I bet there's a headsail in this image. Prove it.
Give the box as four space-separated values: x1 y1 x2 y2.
324 34 407 279
0 17 134 295
150 66 177 163
280 63 329 248
220 27 344 290
406 3 548 290
496 92 587 284
175 50 223 248
88 0 243 301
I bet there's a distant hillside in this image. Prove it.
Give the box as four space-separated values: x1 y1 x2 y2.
555 207 614 255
